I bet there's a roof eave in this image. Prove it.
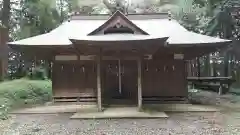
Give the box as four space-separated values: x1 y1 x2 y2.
167 40 232 47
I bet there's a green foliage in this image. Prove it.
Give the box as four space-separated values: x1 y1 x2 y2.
16 0 62 39
0 79 52 120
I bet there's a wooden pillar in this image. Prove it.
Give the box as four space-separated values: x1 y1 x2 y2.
137 58 142 111
97 51 102 111
187 61 192 77
197 57 201 77
189 60 193 77
48 60 52 79
118 59 122 94
218 84 223 95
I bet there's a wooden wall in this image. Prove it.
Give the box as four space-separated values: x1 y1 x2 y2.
142 59 187 99
52 57 187 102
52 60 97 101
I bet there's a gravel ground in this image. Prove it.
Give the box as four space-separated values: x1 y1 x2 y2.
0 91 240 135
0 111 240 135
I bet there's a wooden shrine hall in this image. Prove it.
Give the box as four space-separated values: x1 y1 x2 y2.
8 11 231 111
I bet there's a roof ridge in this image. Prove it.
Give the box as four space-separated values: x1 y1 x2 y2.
70 12 168 20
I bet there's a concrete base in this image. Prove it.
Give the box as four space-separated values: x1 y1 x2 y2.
10 103 220 115
70 107 168 119
144 104 220 112
11 104 97 114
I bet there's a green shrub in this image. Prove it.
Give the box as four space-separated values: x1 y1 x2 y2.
0 79 52 120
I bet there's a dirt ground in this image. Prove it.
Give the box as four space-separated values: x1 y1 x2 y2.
0 91 240 135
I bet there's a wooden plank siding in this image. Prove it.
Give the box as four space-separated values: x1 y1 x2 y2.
101 60 138 104
52 57 187 103
52 61 97 102
142 59 187 102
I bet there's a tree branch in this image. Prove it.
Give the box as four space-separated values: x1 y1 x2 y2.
103 0 115 12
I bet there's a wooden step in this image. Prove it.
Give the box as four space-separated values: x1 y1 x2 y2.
143 96 187 103
53 96 97 102
54 98 77 102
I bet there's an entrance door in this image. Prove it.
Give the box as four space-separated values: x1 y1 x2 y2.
121 60 138 102
103 60 137 105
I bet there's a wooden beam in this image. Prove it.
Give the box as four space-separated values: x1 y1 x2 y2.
137 58 142 111
97 50 102 111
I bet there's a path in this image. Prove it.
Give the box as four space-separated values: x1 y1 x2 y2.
0 90 240 135
1 111 240 135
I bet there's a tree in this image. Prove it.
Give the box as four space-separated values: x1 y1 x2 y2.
1 0 11 29
0 0 11 80
15 0 61 38
103 0 126 13
178 0 240 79
7 0 63 79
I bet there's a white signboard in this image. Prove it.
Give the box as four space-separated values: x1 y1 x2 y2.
55 55 78 61
80 55 96 60
174 54 184 60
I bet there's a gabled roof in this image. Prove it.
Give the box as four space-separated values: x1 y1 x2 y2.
8 11 231 48
88 10 149 35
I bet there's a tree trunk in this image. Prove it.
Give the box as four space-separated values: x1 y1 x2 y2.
59 0 64 23
222 8 232 77
0 0 10 80
1 0 11 30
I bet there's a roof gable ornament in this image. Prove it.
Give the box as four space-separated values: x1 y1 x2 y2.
168 11 172 21
88 10 149 35
115 2 125 14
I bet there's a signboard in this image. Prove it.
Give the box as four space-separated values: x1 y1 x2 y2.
174 54 184 60
55 55 78 61
80 55 95 60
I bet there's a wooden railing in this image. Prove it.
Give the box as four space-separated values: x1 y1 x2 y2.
187 77 235 95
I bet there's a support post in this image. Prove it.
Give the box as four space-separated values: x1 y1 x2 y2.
197 57 201 77
137 58 142 111
218 84 223 95
118 59 122 94
97 51 102 112
48 60 52 79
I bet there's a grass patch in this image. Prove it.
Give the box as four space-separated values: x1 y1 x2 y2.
0 79 52 120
